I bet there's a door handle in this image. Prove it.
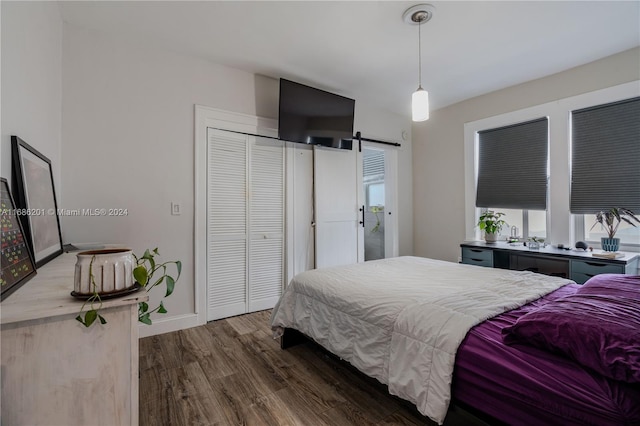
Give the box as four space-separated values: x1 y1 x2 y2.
359 206 365 227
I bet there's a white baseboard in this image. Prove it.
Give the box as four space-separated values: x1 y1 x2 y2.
138 312 202 338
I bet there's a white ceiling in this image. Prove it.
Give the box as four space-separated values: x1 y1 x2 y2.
58 1 640 117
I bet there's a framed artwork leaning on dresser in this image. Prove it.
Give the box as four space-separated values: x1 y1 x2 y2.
11 135 63 268
0 177 37 300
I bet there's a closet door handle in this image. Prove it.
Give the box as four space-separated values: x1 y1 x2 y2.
359 206 365 227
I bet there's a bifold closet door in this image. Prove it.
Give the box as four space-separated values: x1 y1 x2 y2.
248 139 284 312
208 129 248 321
207 128 284 321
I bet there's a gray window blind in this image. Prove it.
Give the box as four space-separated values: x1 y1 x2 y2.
476 117 548 210
570 97 640 214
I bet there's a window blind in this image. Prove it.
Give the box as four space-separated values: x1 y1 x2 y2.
363 149 384 181
570 97 640 214
476 117 548 210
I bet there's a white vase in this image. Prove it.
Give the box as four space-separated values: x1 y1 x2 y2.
484 232 498 243
74 248 135 296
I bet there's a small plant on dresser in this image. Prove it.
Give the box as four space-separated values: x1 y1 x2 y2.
477 211 507 243
75 247 181 327
591 207 640 252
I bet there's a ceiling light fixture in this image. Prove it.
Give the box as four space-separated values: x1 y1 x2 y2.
403 4 435 122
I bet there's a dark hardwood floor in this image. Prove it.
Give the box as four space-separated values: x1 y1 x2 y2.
139 310 432 425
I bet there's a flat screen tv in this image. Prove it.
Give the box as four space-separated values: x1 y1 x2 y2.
278 79 355 150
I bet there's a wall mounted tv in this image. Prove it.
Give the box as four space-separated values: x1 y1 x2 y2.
278 79 355 150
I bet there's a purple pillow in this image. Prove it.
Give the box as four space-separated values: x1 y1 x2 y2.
502 274 640 383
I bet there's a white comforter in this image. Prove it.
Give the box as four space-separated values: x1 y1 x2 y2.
270 256 572 424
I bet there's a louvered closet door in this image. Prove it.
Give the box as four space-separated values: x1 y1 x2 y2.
207 129 284 321
207 129 248 321
249 138 284 312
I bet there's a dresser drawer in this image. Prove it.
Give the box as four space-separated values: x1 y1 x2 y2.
461 247 493 267
570 259 625 284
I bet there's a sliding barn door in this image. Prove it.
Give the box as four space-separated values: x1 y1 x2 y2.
314 145 360 268
207 128 283 321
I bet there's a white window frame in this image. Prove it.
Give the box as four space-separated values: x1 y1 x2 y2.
464 80 639 250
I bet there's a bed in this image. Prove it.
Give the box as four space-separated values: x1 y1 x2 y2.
270 256 640 425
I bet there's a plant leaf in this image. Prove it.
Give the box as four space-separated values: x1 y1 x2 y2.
139 301 149 313
141 250 155 269
98 315 107 325
84 310 98 327
139 313 152 325
150 276 164 289
175 261 182 278
133 266 148 286
158 302 167 314
165 276 175 297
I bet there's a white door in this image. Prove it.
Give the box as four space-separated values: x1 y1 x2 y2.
359 145 399 260
207 129 248 320
314 145 361 268
207 129 284 321
248 138 285 312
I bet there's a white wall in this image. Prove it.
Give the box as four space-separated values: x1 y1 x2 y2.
1 1 62 193
412 47 640 263
62 24 413 335
61 24 277 335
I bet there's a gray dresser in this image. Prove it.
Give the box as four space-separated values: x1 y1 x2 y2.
460 241 639 284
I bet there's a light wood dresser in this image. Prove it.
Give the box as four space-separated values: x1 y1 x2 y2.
1 253 147 425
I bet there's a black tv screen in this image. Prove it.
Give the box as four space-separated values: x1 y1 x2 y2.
278 79 355 150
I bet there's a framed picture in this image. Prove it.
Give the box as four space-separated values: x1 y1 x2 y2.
11 136 63 268
1 177 37 300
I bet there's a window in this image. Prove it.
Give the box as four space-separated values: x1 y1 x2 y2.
581 214 640 246
464 81 639 250
570 97 640 213
476 118 548 210
475 118 549 240
367 183 384 208
363 149 385 210
528 210 547 239
571 96 640 248
485 208 547 240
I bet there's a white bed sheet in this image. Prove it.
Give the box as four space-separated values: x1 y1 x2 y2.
270 256 571 424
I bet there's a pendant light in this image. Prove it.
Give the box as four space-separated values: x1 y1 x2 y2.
403 4 435 122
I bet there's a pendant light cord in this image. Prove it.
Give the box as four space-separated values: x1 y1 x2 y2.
417 17 422 88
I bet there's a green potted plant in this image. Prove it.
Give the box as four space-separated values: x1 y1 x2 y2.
477 210 507 243
527 236 545 250
370 205 383 233
590 207 640 252
76 248 181 327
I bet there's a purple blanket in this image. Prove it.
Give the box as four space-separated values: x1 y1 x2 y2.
452 283 640 425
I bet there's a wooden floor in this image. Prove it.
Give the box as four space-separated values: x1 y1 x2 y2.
139 310 433 425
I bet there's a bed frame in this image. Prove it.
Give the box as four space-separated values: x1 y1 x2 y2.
280 327 496 426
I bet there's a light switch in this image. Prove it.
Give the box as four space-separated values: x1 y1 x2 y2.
171 202 181 216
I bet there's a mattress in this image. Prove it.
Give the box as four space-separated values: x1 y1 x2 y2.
454 283 640 425
271 256 572 424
